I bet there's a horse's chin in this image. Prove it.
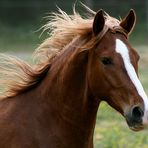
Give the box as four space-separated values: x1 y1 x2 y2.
125 116 145 132
129 125 145 132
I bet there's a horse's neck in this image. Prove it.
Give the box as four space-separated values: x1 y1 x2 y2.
36 39 100 148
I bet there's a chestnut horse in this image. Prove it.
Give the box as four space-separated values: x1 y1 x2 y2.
0 6 148 148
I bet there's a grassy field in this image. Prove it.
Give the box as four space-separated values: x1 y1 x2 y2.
0 25 148 148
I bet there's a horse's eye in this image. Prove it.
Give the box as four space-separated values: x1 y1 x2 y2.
101 57 112 65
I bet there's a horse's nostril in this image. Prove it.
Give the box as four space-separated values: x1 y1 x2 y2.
132 106 144 121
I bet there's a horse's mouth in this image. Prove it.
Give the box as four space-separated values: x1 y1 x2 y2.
129 125 144 131
125 117 144 131
125 112 145 132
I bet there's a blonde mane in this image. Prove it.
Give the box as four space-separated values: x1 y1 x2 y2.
0 5 124 99
35 6 121 63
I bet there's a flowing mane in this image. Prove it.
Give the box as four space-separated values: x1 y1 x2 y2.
35 6 121 63
0 5 123 99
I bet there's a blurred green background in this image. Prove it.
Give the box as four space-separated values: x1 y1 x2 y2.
0 0 148 147
0 0 148 53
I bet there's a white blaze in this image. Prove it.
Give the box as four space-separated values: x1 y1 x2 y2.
115 39 148 124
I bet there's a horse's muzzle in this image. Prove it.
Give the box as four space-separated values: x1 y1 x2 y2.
125 106 145 131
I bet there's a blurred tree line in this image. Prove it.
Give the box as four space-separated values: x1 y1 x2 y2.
0 0 147 44
0 0 146 24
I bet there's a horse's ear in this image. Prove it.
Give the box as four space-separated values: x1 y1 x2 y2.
93 10 105 36
120 9 136 34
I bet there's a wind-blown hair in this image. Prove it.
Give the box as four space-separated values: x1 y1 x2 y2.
0 5 122 99
35 6 120 63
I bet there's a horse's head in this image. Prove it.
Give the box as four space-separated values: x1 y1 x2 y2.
88 9 148 131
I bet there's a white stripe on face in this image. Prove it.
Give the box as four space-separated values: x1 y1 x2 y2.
115 39 148 124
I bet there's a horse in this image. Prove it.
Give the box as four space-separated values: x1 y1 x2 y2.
0 5 148 148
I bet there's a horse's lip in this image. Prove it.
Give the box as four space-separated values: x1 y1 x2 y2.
129 125 144 131
124 113 144 131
